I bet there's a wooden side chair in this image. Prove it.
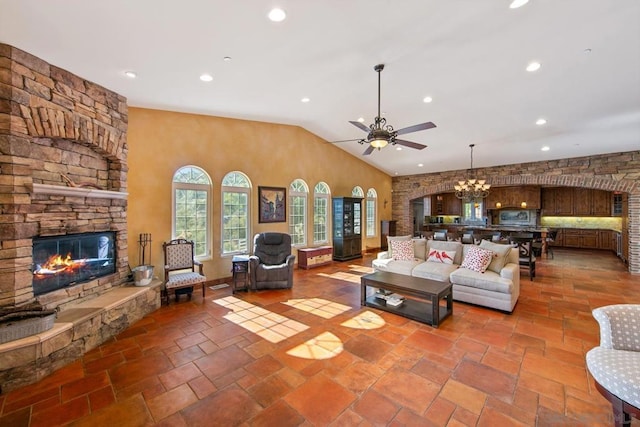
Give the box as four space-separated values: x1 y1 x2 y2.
509 233 536 280
162 238 207 303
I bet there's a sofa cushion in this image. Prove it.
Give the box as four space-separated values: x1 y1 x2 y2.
391 240 414 260
586 347 640 409
373 258 422 276
460 245 493 273
450 268 513 294
427 240 463 265
479 240 513 274
412 238 427 261
427 249 456 264
412 261 459 283
387 235 412 258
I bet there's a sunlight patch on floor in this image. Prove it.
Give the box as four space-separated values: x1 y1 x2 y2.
341 310 385 330
214 296 309 343
347 264 374 274
286 331 343 360
282 298 351 319
317 271 363 283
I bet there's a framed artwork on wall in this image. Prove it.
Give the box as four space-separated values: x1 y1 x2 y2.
258 186 286 223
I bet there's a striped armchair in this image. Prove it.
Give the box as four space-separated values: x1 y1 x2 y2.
162 239 207 303
586 304 640 426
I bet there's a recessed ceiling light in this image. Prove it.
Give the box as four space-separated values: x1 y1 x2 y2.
509 0 529 9
423 96 433 103
536 118 547 125
541 146 550 152
396 146 402 151
357 117 365 123
301 97 310 103
583 48 592 54
124 71 137 79
223 56 232 62
200 73 213 82
268 8 286 22
526 62 541 72
418 163 424 167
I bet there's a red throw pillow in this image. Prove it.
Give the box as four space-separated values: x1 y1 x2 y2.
390 240 414 261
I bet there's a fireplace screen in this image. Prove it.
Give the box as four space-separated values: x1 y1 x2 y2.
32 232 116 296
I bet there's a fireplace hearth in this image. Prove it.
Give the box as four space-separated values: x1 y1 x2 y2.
32 232 117 296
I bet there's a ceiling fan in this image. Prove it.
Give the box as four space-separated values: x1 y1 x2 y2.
334 64 436 156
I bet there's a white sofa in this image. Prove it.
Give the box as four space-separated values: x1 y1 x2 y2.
372 237 520 312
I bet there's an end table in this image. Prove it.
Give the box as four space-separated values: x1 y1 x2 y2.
231 255 250 293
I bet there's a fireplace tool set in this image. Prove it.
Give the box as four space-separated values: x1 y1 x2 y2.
132 233 154 286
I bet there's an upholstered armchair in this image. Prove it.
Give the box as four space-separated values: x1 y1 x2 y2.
249 233 295 290
162 239 207 303
586 304 640 426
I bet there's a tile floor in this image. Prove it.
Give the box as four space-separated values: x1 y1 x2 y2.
1 248 638 426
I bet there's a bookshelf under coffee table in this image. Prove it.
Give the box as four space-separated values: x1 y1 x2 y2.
360 271 452 328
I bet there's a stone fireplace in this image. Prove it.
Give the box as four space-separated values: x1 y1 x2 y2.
0 43 130 312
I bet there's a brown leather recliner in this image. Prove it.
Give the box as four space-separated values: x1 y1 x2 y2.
249 233 295 290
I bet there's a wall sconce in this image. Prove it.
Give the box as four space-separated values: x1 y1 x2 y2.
521 201 527 208
495 202 502 208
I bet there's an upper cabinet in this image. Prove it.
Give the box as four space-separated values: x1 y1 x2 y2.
542 187 611 216
432 193 461 215
486 186 540 209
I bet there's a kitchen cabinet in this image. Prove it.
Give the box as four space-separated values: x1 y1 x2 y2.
598 230 614 251
332 197 363 261
542 187 611 216
562 229 599 249
486 186 540 209
432 193 461 215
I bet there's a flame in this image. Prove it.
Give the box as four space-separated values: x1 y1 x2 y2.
34 253 86 275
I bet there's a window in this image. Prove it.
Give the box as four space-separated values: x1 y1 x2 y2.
366 188 377 237
222 172 251 255
352 186 364 198
313 182 330 243
463 200 484 222
289 179 309 246
172 166 211 259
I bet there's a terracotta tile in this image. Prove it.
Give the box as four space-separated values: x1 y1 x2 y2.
477 406 528 427
83 352 125 375
521 352 589 391
187 376 217 399
480 348 522 376
440 379 487 415
452 359 517 402
451 405 480 426
343 333 393 363
60 372 110 402
0 407 30 427
2 387 60 414
168 345 206 366
372 368 440 414
194 345 253 380
87 386 115 413
29 395 89 427
424 396 456 426
353 389 400 425
158 362 202 390
146 383 198 421
244 354 284 378
329 409 365 426
68 394 153 427
181 385 262 426
403 329 454 355
412 357 453 386
247 375 292 407
390 407 436 426
249 400 304 427
334 361 383 393
283 374 356 425
109 353 174 390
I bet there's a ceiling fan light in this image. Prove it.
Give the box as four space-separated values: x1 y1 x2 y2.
370 138 388 149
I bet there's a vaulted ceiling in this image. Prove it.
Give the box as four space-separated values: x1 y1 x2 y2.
1 0 638 176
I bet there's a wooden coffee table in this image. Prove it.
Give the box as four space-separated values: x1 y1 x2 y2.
360 271 452 328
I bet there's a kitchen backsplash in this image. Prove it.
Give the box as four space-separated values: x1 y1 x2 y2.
541 216 622 231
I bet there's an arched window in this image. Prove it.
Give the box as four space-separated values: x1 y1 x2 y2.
289 179 309 246
222 172 251 255
366 188 377 237
313 182 331 243
352 186 364 198
172 166 212 259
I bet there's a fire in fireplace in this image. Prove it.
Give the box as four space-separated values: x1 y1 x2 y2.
32 232 117 296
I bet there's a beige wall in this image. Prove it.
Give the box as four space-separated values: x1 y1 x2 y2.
126 107 392 281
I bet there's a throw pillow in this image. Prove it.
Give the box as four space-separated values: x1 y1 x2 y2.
387 235 412 258
412 238 427 260
460 245 494 273
479 240 512 273
427 249 456 265
390 239 414 261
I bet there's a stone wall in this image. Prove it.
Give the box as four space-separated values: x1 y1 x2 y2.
392 151 640 273
0 43 129 310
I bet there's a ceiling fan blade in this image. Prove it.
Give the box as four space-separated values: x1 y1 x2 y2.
331 138 363 144
363 145 375 155
394 139 427 150
349 121 371 132
395 121 436 136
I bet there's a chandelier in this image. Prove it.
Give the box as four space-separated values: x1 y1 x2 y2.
454 144 491 201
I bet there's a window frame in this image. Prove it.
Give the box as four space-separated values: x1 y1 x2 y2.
366 188 377 238
289 179 309 247
313 182 331 244
172 165 212 261
221 171 251 256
